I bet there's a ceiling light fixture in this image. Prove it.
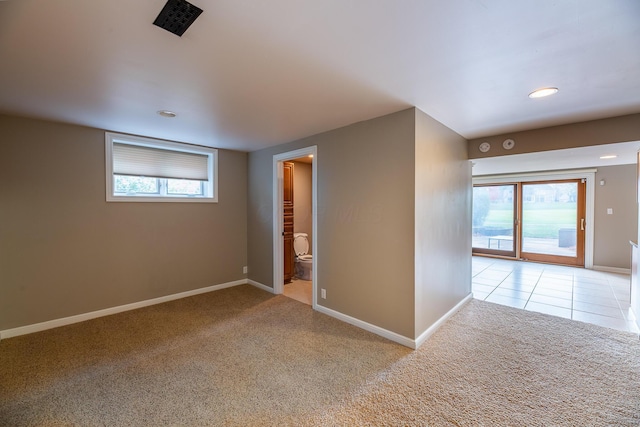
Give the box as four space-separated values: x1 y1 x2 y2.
308 154 314 158
599 155 617 159
157 110 177 118
528 87 559 99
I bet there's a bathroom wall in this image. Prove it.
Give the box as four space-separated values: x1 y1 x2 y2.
293 161 313 254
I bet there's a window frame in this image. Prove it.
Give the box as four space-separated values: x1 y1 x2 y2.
105 132 218 203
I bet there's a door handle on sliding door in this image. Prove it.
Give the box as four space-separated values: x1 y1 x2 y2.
580 218 585 231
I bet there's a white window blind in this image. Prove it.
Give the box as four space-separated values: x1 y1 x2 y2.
112 143 208 181
105 132 217 203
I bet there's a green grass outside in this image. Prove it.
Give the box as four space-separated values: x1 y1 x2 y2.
482 203 577 238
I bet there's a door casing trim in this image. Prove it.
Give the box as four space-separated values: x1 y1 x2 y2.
272 146 318 308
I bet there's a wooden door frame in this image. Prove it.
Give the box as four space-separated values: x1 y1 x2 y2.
472 183 518 258
283 162 295 283
519 179 586 266
473 169 595 268
272 146 318 308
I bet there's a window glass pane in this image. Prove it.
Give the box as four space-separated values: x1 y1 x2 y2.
167 179 204 195
472 185 514 251
114 175 159 194
522 183 577 256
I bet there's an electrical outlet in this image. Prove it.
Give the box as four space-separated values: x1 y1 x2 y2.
243 266 248 274
607 208 613 215
321 289 326 299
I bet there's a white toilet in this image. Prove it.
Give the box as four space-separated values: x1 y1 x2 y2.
293 232 312 281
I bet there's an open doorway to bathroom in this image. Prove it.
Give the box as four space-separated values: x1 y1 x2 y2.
273 147 317 308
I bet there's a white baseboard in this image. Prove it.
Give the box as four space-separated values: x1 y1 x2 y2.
247 279 274 293
314 304 415 348
1 278 470 349
592 265 631 275
414 293 473 349
315 294 472 349
0 279 247 340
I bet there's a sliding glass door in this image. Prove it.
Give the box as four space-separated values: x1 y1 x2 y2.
473 179 586 266
472 184 517 257
520 180 585 266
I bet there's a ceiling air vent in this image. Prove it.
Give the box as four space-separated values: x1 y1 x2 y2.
153 0 203 37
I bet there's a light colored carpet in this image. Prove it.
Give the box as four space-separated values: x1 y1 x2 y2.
1 285 639 426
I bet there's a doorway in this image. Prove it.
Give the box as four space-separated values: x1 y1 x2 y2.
473 178 588 267
272 146 318 308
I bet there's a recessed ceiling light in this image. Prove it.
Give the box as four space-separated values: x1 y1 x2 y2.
308 154 314 158
528 87 559 99
599 155 617 159
157 110 177 118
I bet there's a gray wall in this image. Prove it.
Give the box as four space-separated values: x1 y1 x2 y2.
247 149 275 287
468 113 640 159
0 115 248 330
414 109 471 335
248 109 417 337
594 164 638 269
248 108 472 339
293 161 312 254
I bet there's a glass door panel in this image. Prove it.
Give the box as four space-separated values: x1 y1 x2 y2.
520 180 585 266
472 184 516 257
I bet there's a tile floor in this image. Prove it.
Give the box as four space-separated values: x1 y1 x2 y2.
283 278 312 305
473 256 639 334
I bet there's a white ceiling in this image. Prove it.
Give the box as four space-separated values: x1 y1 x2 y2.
0 0 639 151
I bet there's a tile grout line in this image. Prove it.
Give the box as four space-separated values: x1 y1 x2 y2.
475 259 511 300
571 272 575 320
487 265 512 299
523 267 543 310
472 259 495 278
608 276 634 332
609 278 624 321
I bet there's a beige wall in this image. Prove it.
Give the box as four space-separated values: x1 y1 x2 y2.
594 164 638 269
468 113 640 159
248 109 417 337
0 115 248 331
293 161 312 253
248 108 472 339
247 149 275 286
414 109 471 336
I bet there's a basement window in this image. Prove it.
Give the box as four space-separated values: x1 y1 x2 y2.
105 132 217 203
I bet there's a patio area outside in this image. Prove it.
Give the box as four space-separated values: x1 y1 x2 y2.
472 235 576 257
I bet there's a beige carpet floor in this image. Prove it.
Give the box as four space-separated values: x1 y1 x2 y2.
1 285 639 426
